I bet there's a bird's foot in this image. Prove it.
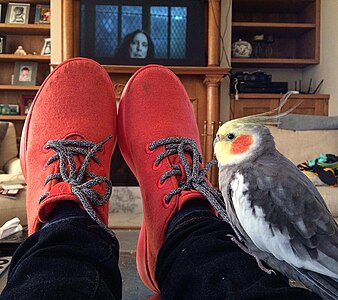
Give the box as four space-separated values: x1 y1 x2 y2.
255 258 276 275
227 234 276 275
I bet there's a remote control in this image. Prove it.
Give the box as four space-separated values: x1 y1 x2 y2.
0 257 11 277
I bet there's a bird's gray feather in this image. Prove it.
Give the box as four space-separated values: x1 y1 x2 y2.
218 148 338 300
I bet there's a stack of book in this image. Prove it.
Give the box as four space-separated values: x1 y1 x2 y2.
0 182 25 199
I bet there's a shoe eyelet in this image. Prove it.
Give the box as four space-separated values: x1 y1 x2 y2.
152 161 162 171
162 196 170 208
145 144 155 154
42 143 51 153
157 178 166 189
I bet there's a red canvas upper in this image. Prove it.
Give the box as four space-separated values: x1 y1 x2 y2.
118 65 211 292
20 58 117 235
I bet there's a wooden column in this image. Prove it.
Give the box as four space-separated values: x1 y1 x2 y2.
208 0 221 66
204 75 224 185
62 0 74 60
206 0 223 186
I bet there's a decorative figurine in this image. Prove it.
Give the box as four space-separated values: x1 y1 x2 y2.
14 46 27 55
231 39 252 58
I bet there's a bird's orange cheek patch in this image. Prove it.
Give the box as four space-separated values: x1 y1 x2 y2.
231 135 253 154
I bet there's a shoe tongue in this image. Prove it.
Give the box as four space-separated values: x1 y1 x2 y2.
48 182 73 196
170 152 195 181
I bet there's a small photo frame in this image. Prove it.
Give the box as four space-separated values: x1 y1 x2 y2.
5 3 30 24
13 62 38 86
41 37 51 55
21 95 34 115
34 4 50 24
0 104 20 115
0 36 6 54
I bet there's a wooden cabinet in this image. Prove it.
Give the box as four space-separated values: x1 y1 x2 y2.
230 93 329 119
0 0 50 139
231 0 320 68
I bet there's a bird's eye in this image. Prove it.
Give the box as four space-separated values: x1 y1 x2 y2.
226 133 235 140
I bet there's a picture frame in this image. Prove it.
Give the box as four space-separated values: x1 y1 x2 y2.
0 36 6 54
0 104 20 115
13 62 38 86
34 4 50 24
20 95 34 115
41 37 51 55
5 3 30 24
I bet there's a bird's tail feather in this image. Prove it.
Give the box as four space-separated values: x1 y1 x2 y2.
297 268 338 300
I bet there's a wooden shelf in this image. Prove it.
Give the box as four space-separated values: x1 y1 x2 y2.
0 24 50 35
232 22 316 37
0 54 50 62
231 58 318 68
0 0 49 4
0 85 40 91
0 115 26 121
231 0 320 68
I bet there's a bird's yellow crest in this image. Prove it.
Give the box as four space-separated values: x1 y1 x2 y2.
214 99 300 166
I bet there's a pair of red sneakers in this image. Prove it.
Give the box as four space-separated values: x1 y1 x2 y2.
21 58 213 292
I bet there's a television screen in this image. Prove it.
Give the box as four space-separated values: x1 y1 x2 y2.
79 0 206 66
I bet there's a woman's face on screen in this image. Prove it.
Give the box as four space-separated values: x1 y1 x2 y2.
129 32 149 59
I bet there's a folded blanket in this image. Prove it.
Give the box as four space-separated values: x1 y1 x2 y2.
278 114 338 130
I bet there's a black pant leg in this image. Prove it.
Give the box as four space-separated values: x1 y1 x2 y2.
156 216 321 300
0 217 122 300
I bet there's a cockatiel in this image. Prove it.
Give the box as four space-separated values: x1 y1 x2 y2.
213 114 338 300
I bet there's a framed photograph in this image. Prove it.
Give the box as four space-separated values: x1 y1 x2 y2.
0 36 5 54
5 3 30 24
41 37 51 55
13 62 38 86
0 104 20 115
21 95 34 115
34 4 50 24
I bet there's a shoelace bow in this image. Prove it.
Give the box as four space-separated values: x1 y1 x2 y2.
40 135 114 236
149 137 230 222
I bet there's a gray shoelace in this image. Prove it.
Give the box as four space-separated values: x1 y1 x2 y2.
40 135 114 237
149 137 230 222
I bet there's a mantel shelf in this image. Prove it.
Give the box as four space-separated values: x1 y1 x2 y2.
0 85 40 91
0 115 26 121
50 63 231 76
0 54 50 62
103 65 231 76
0 24 50 35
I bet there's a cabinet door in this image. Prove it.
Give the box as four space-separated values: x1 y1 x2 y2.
231 97 277 119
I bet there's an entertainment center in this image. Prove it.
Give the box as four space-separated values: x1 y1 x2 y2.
59 0 230 186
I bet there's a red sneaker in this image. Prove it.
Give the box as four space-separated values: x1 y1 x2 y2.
118 65 219 292
20 58 117 236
